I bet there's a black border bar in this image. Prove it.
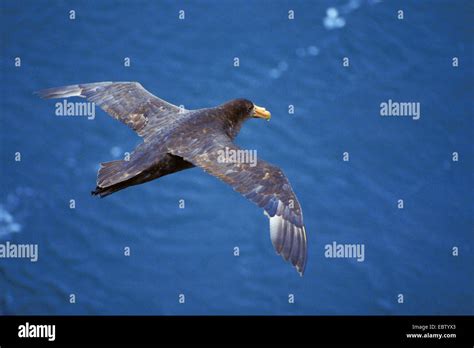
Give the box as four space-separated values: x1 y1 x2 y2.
0 315 472 345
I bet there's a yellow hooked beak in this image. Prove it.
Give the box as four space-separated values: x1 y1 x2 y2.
252 105 271 120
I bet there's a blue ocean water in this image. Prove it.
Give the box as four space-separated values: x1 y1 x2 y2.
0 0 472 315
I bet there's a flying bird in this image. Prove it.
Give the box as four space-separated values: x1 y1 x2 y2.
37 82 308 275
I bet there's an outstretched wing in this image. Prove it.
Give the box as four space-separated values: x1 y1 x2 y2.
168 133 307 275
36 82 184 141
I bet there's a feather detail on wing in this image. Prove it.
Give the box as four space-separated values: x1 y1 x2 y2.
36 82 184 141
169 133 307 275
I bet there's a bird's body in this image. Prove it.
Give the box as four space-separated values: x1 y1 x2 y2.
37 82 308 275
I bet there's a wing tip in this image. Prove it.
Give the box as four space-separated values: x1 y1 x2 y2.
35 82 120 100
34 88 56 99
296 257 307 276
269 214 308 277
35 84 83 99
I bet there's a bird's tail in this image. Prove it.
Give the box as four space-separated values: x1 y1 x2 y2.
97 160 127 187
91 182 130 198
92 160 131 198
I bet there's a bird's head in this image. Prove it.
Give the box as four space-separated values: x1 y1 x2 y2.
222 99 271 121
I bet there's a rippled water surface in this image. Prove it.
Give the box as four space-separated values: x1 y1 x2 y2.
0 0 473 314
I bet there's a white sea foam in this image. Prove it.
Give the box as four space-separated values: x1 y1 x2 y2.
269 60 289 79
110 146 122 158
307 46 320 56
323 7 346 30
0 205 22 238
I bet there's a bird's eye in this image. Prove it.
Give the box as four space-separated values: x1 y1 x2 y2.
248 104 254 112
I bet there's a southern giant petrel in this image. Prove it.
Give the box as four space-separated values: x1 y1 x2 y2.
37 82 308 275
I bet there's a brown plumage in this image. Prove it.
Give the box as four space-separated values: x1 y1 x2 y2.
37 82 308 275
